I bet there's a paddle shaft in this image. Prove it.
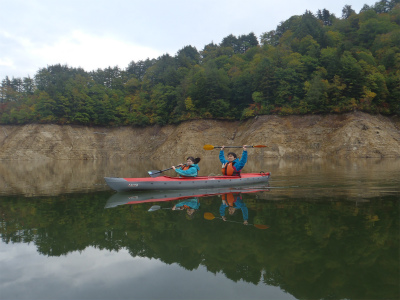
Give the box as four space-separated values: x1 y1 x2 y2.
148 158 201 177
214 216 247 225
204 212 269 229
156 165 179 173
203 144 267 150
147 164 182 177
215 146 253 149
149 205 191 212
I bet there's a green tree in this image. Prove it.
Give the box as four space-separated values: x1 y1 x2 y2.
34 91 57 122
320 47 341 78
176 45 200 68
342 5 356 19
358 14 397 47
339 51 364 98
188 62 230 115
298 35 320 57
126 58 156 81
304 71 330 111
293 10 324 44
317 8 336 26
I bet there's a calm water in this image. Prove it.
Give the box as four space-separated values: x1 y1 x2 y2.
0 158 399 300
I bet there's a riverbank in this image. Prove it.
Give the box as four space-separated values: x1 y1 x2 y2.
0 112 399 160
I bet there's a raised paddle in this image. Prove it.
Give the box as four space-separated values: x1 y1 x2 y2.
203 144 267 150
203 212 269 229
148 157 201 178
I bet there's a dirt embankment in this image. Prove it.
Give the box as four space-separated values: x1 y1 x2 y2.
0 112 399 160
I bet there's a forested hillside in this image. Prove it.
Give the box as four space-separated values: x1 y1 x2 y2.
1 0 399 126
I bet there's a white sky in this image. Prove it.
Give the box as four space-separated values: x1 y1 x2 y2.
0 0 376 80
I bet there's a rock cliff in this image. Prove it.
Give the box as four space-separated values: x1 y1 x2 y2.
0 112 399 160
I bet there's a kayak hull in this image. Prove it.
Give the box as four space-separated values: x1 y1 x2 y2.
104 172 270 192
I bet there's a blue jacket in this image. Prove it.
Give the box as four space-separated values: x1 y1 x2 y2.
219 150 247 172
174 164 199 177
175 198 200 210
219 195 249 221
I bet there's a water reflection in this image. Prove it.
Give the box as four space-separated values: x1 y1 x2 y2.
1 157 399 197
0 158 399 300
219 192 249 225
1 188 399 300
1 244 294 300
104 186 269 208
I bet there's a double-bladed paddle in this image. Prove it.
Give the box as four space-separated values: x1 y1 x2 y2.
203 212 269 229
148 157 201 178
203 144 267 150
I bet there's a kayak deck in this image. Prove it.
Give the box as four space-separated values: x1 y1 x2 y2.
105 172 270 192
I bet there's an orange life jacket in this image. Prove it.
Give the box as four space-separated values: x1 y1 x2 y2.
222 193 235 206
181 164 191 171
221 162 240 176
222 193 242 206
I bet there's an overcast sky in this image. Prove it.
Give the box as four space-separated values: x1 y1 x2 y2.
0 0 376 80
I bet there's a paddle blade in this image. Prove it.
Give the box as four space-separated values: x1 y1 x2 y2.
253 145 267 148
148 205 161 212
254 224 269 229
203 144 215 150
204 212 216 220
148 170 162 178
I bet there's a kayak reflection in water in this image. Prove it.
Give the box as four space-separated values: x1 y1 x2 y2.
172 197 200 219
219 192 249 225
172 156 200 177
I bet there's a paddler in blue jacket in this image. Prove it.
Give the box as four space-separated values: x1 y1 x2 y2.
172 156 200 177
219 145 247 176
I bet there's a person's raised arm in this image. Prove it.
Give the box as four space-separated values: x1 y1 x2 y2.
219 145 227 163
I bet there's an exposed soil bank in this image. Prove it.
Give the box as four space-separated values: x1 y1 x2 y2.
0 112 399 160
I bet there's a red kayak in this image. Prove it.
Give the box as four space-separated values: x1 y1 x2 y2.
104 172 271 192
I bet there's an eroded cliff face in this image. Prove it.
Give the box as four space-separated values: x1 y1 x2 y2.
0 112 399 160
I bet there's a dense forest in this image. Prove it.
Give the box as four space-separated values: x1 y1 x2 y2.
1 0 399 126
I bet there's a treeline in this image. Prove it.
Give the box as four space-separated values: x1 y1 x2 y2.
1 0 399 126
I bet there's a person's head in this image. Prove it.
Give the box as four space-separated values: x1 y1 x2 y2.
227 152 237 162
186 156 195 165
228 207 237 215
186 208 195 216
186 208 196 220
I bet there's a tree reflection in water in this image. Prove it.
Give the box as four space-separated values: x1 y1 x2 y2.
0 189 398 300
